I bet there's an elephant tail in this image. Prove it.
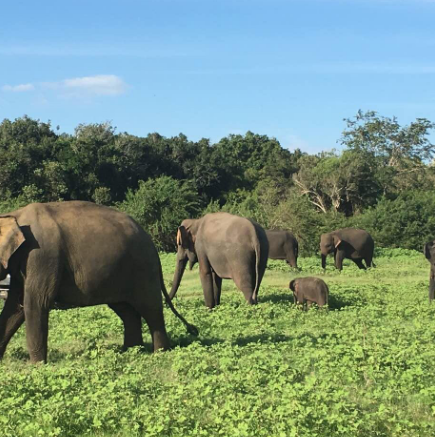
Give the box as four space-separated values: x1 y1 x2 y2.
158 261 199 336
253 240 261 302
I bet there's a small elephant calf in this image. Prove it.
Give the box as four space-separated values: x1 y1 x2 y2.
289 277 329 309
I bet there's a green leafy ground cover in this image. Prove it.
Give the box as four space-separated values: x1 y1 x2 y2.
1 249 435 436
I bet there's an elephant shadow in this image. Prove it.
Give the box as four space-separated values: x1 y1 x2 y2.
173 332 292 349
260 293 294 304
260 292 353 310
327 294 355 310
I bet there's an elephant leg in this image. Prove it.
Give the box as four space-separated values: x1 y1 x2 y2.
334 251 344 271
199 260 215 309
238 285 256 305
0 291 25 360
135 303 170 352
353 259 366 270
109 303 143 350
23 292 50 363
233 270 257 305
212 273 222 306
430 269 435 302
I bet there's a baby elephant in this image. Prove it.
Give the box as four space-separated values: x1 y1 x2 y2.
289 277 329 309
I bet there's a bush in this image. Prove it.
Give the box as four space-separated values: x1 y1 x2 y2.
353 190 435 250
117 176 200 251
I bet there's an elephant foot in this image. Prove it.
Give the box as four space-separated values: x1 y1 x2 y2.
152 331 170 352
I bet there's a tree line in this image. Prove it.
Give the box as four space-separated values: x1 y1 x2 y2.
1 111 435 253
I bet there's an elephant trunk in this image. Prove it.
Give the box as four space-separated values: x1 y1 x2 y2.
289 253 298 269
321 254 327 269
169 256 188 300
189 259 196 271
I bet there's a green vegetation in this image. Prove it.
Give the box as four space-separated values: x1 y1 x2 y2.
1 112 435 252
1 249 434 437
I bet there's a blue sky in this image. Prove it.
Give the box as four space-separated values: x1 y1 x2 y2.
0 0 434 153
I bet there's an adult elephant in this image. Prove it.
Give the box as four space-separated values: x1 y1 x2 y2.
169 212 269 308
0 201 197 363
424 240 435 301
266 230 298 268
320 228 374 270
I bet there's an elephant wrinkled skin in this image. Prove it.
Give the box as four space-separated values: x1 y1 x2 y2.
169 212 269 308
289 277 329 309
266 230 298 268
0 201 197 363
320 228 374 271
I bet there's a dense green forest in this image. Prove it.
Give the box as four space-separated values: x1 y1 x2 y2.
1 111 435 253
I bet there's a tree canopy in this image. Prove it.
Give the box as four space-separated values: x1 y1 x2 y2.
1 112 434 252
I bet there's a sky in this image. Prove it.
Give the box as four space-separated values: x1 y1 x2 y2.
0 0 434 154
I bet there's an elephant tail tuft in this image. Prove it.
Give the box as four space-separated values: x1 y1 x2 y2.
186 324 199 336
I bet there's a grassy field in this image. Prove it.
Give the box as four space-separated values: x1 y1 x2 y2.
1 248 435 436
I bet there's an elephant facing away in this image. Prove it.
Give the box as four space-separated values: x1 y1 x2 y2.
289 277 329 309
266 230 298 268
424 240 435 301
320 228 374 271
0 201 197 363
169 212 269 309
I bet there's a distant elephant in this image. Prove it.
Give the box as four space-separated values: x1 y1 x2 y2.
266 230 298 268
289 277 329 309
320 228 374 270
0 201 197 363
169 212 269 308
424 240 435 301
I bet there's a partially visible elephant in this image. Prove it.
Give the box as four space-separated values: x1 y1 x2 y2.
266 230 298 268
0 275 9 300
169 212 269 308
424 240 435 301
0 201 197 363
289 277 329 309
320 228 374 271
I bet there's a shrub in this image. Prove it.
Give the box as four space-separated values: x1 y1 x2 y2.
117 176 200 251
354 190 435 250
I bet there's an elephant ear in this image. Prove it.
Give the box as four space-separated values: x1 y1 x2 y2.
424 241 434 261
177 226 191 249
333 235 342 249
289 279 296 291
0 217 25 269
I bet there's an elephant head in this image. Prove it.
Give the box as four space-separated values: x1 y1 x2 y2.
320 232 341 269
289 279 300 302
424 241 434 262
169 219 199 300
0 217 25 280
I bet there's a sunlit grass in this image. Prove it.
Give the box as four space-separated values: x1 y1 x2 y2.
1 248 434 437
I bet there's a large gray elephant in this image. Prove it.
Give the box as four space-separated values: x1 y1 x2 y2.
0 201 197 363
320 228 374 270
169 212 269 308
424 240 435 301
266 230 298 268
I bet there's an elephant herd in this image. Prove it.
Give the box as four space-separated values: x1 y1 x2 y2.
0 200 430 364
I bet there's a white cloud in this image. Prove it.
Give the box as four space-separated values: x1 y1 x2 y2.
2 83 35 92
41 75 128 97
2 75 128 98
61 75 127 95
